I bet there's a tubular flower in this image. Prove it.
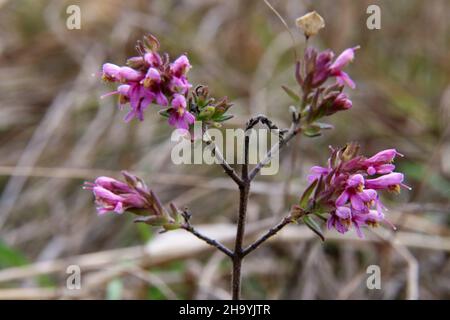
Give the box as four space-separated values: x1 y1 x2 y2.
365 172 409 193
362 149 402 175
302 143 409 238
84 171 183 230
329 46 359 89
167 94 195 130
99 35 193 124
301 46 359 89
83 171 151 215
319 92 353 116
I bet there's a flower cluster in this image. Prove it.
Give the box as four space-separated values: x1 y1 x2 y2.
100 35 195 129
282 45 358 138
300 46 359 90
298 143 409 238
83 171 182 230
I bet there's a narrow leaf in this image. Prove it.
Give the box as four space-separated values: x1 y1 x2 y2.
281 85 301 102
299 179 318 209
313 175 324 200
213 114 234 122
303 124 322 137
313 211 328 221
134 215 168 226
158 108 171 118
302 215 325 241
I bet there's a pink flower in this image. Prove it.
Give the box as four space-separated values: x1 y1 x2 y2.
102 63 121 82
329 46 359 89
118 67 144 82
330 48 356 70
327 207 351 234
169 76 192 94
84 172 149 215
306 143 409 238
323 93 352 116
85 171 183 231
168 94 195 130
124 84 154 122
366 149 400 163
92 176 131 193
307 165 330 183
335 174 378 211
155 91 169 106
365 172 405 191
144 52 162 67
100 84 131 105
143 68 161 88
364 210 385 226
312 50 334 86
99 36 193 123
333 93 352 110
363 149 402 175
117 84 130 96
170 55 191 77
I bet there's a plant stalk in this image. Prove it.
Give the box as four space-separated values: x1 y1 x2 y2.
232 134 250 300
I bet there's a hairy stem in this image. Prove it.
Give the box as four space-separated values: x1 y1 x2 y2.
249 119 301 181
181 224 234 258
232 134 250 300
205 133 243 187
242 215 293 257
187 110 301 300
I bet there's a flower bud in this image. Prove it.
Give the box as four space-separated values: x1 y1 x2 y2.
312 50 334 86
102 63 121 82
214 97 232 115
144 52 162 67
119 67 143 82
84 172 153 215
143 68 161 88
320 92 352 117
199 106 216 119
341 142 360 161
126 56 146 69
143 34 160 52
170 55 191 77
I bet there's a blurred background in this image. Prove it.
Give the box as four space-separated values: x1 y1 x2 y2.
0 0 449 299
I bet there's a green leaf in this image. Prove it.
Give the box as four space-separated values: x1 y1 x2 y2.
312 211 328 221
0 240 55 286
158 108 171 118
0 241 28 268
147 286 165 300
134 215 168 226
136 223 153 242
281 85 301 103
313 175 324 200
213 114 234 122
299 179 318 209
303 124 322 137
302 215 325 241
